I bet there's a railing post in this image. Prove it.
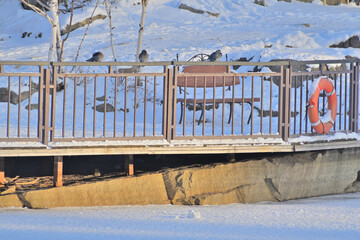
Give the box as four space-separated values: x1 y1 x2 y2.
164 66 176 142
349 61 359 132
41 65 56 145
279 65 291 142
42 68 51 145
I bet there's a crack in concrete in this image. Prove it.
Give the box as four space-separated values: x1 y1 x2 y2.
16 191 32 208
264 178 281 201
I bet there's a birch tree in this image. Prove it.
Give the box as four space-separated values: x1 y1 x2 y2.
135 0 149 62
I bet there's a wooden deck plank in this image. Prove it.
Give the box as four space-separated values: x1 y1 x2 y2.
0 140 357 157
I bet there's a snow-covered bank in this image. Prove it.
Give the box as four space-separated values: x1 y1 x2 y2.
1 193 359 240
1 0 360 62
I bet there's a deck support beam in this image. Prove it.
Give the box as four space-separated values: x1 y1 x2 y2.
54 156 63 187
0 157 4 187
227 153 235 163
125 155 134 176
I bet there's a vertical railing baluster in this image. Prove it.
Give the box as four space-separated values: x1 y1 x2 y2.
18 76 21 137
134 76 137 137
339 73 343 130
270 76 273 135
83 77 87 138
251 76 254 135
299 76 303 134
73 77 77 137
202 76 206 136
231 75 235 135
62 77 67 138
345 72 348 131
28 77 31 137
124 76 128 137
93 76 97 137
114 76 118 138
222 76 225 135
305 75 309 133
241 76 245 135
144 76 148 137
212 76 215 136
260 76 264 135
183 76 187 136
193 77 196 136
7 77 10 138
104 76 107 138
293 76 297 135
153 76 156 136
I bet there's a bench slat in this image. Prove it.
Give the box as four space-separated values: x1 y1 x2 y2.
177 65 240 87
177 98 260 104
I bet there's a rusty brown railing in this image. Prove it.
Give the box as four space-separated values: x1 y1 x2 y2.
0 59 358 146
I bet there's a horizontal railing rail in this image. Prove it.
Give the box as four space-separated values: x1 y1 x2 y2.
0 59 358 146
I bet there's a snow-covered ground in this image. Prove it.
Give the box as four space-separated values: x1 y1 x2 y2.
1 0 360 62
1 193 360 239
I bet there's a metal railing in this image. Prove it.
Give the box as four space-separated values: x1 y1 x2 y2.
0 59 358 145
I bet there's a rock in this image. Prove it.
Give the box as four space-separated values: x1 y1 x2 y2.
25 104 39 110
330 35 360 49
0 88 19 104
268 59 308 88
21 0 50 11
93 103 115 113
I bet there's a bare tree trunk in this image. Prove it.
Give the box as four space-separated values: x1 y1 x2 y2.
135 0 148 62
104 0 117 62
49 0 61 62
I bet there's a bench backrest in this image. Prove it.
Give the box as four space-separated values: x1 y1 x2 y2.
177 65 240 88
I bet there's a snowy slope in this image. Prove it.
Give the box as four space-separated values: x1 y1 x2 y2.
1 0 360 62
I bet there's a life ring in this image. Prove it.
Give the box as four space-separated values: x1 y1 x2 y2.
308 77 337 134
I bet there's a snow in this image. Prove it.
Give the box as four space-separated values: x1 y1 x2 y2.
1 0 360 62
1 193 360 239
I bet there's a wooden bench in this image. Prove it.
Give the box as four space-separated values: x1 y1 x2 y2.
176 65 260 124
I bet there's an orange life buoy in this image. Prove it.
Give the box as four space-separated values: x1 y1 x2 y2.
308 77 337 134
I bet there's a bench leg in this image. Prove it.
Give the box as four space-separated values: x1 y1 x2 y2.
247 103 253 124
198 103 204 125
179 102 184 124
228 103 233 124
228 103 253 125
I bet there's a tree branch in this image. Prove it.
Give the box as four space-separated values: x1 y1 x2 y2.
21 0 55 25
60 14 106 36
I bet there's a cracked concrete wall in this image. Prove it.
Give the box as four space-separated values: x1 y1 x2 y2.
15 173 169 208
1 148 360 208
161 149 360 205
